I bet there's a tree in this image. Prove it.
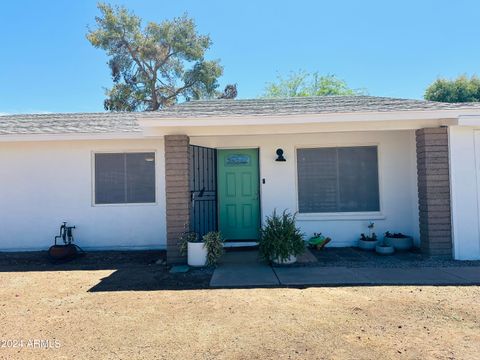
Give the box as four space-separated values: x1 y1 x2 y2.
262 71 365 98
87 3 225 111
218 84 237 99
424 75 480 103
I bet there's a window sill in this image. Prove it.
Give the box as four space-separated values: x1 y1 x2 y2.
92 202 158 207
296 212 386 221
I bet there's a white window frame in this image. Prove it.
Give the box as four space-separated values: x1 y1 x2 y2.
294 142 385 221
91 150 158 207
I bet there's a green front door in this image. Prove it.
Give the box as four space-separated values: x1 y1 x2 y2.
217 149 260 240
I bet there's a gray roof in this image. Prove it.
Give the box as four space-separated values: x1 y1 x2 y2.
149 96 480 118
0 112 141 136
2 96 480 136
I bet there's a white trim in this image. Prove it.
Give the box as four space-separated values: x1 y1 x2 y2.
4 109 480 142
296 213 386 221
448 126 457 258
408 130 420 246
0 132 152 142
143 120 459 137
91 150 158 207
458 115 480 127
223 241 258 248
293 143 384 220
139 109 473 127
470 130 480 259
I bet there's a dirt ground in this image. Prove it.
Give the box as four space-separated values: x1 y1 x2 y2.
0 253 479 359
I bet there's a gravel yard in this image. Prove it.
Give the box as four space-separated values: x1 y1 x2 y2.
0 252 479 359
309 247 480 268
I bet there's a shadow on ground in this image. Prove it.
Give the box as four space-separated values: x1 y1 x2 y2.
0 250 215 291
1 248 479 292
88 266 213 292
0 250 165 272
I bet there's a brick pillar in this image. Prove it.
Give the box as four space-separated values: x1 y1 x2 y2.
416 127 452 257
165 135 190 264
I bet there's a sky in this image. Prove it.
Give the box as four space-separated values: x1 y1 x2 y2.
1 0 479 114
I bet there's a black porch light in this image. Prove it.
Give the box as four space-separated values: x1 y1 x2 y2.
275 148 286 162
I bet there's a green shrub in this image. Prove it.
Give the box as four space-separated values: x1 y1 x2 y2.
259 210 305 263
178 231 199 256
179 230 224 267
203 231 225 267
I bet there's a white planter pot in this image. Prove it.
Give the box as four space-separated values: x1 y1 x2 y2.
375 244 395 255
385 236 413 251
187 242 207 267
273 255 297 265
358 239 378 251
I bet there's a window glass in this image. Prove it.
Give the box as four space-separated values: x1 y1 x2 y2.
95 152 155 204
297 146 379 213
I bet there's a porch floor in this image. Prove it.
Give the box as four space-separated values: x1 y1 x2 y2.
210 249 480 287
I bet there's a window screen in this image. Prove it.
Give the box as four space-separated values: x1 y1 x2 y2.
297 146 379 213
95 152 156 204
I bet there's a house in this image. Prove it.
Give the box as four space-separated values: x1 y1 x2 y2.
1 96 480 262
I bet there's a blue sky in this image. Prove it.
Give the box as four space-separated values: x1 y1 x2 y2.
1 0 479 114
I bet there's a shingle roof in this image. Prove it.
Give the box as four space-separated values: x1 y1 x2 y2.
148 96 480 118
2 96 480 136
0 112 141 136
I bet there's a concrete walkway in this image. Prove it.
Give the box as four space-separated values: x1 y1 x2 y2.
210 250 480 287
210 251 279 287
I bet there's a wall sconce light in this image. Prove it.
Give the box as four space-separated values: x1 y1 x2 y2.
275 148 286 162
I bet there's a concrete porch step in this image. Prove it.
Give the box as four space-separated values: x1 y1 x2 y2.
223 241 258 248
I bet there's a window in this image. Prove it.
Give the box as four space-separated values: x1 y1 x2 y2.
297 146 380 213
94 152 156 204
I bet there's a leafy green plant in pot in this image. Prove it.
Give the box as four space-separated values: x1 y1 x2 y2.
384 231 413 251
375 233 395 255
358 222 378 251
259 210 305 265
179 230 225 267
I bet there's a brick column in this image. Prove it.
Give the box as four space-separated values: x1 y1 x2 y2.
416 127 452 257
165 135 190 264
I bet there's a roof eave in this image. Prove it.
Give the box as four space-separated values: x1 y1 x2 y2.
138 108 480 128
0 132 152 143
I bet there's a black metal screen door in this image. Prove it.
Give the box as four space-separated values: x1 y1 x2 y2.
189 145 218 237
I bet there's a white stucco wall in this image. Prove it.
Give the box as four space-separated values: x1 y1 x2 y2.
449 126 480 260
192 130 420 247
0 139 166 251
0 130 422 252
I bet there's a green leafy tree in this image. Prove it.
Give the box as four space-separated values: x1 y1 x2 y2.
262 71 366 98
87 3 225 111
424 75 480 103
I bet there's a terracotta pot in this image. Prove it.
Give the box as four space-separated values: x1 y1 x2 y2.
48 244 77 260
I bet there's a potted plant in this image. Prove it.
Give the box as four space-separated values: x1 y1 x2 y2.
307 232 331 250
179 230 225 267
358 222 378 251
259 210 305 265
375 236 395 255
384 231 413 251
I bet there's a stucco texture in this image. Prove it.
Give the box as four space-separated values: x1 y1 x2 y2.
0 139 166 251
